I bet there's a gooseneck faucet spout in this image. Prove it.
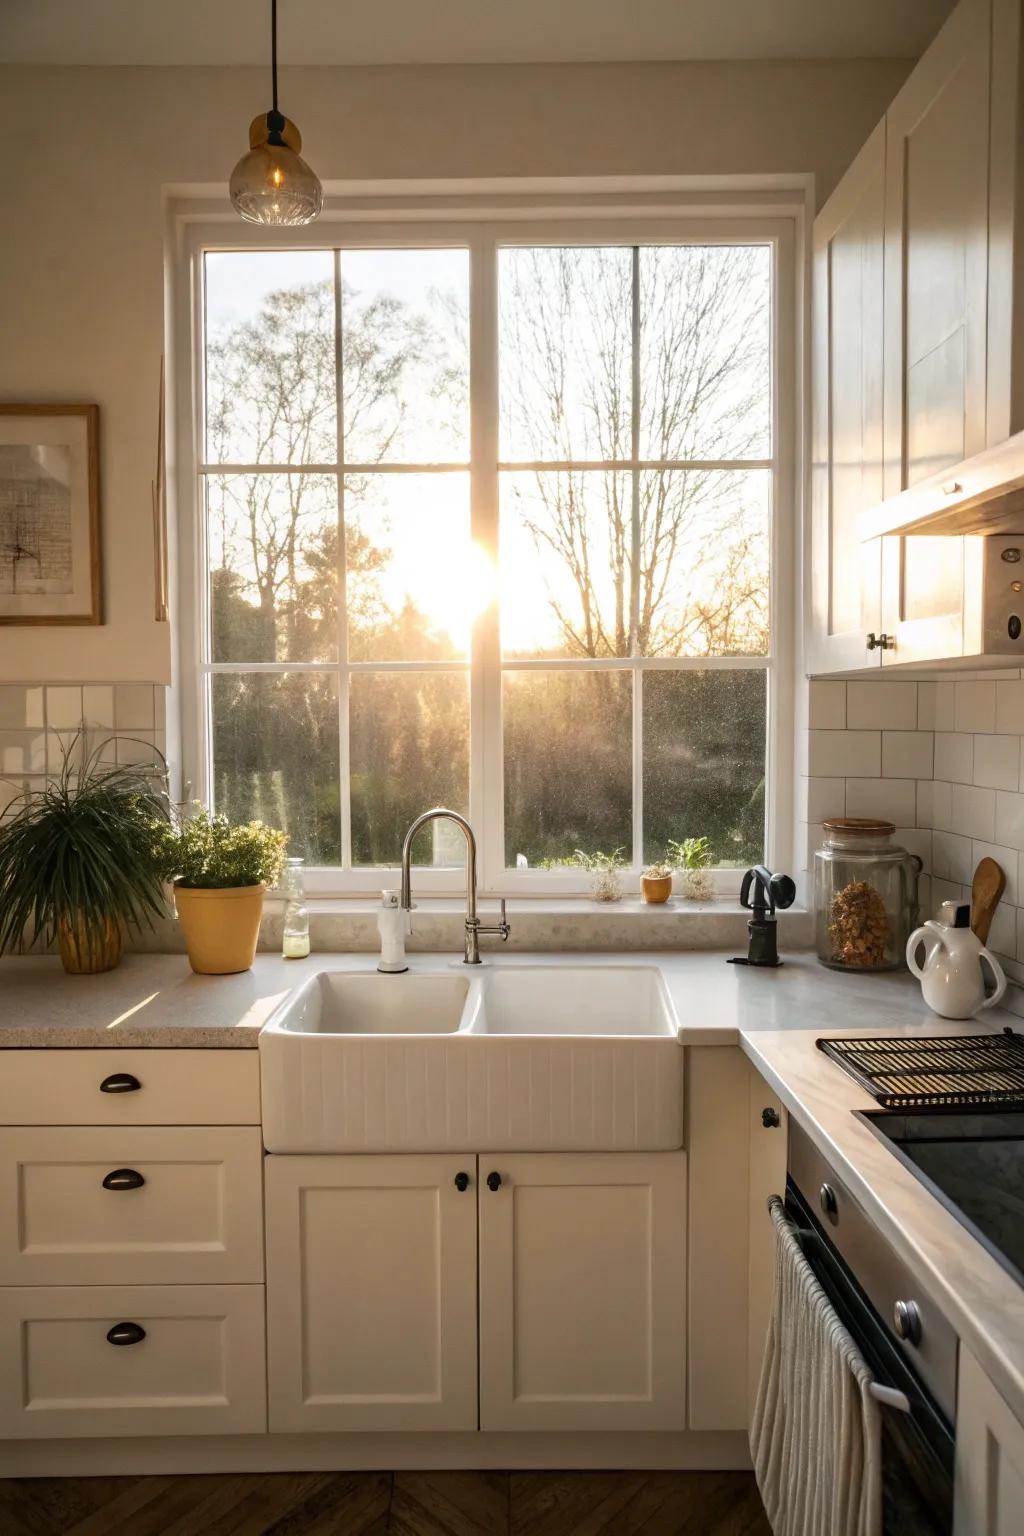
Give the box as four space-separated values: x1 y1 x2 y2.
400 808 510 965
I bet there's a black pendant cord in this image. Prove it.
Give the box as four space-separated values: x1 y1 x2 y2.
271 0 279 113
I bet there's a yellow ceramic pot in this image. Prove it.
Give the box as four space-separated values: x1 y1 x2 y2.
641 874 673 905
57 914 123 974
173 882 265 975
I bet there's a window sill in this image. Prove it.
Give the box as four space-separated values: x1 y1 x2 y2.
131 897 812 955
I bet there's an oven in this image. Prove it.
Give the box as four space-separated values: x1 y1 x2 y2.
787 1121 956 1536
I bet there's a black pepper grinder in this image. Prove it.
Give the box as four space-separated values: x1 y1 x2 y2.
729 865 796 968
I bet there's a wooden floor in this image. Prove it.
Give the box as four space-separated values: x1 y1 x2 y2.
0 1469 771 1535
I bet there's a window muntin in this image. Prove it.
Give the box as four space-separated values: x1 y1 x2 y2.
195 230 778 886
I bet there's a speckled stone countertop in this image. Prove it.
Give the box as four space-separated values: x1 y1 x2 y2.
0 947 1015 1048
743 1021 1024 1431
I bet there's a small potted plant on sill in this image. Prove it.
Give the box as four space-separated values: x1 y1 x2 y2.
572 847 626 903
641 861 674 904
0 735 170 975
669 836 716 902
153 807 287 975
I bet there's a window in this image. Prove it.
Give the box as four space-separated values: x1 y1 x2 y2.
190 217 787 894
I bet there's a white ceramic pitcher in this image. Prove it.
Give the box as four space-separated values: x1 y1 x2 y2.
906 901 1007 1020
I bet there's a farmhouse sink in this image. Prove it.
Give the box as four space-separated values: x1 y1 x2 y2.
259 962 683 1155
276 971 471 1035
467 965 674 1036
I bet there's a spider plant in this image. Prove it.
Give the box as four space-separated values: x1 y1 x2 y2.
0 732 170 973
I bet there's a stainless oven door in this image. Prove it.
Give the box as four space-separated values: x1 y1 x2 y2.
785 1177 954 1536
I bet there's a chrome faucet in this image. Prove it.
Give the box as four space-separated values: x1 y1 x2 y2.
400 808 510 965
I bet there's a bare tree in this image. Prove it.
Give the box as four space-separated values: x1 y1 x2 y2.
500 245 771 658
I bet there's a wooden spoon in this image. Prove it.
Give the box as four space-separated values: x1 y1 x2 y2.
971 856 1006 945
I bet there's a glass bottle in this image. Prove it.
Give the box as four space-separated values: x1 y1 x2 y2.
814 819 922 972
281 857 310 959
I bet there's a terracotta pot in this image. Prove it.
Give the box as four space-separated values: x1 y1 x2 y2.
641 874 673 905
173 882 265 975
57 913 123 974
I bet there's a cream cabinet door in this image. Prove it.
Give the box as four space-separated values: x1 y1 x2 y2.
880 534 967 666
809 122 885 674
478 1151 686 1432
954 1347 1024 1535
265 1153 478 1432
883 0 991 496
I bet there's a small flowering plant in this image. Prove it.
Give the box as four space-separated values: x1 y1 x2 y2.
152 806 287 890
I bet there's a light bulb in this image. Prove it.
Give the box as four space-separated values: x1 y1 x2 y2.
230 113 323 227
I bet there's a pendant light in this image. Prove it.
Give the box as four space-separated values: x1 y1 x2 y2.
230 0 323 226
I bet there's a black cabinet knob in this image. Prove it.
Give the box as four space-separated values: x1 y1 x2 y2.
454 1171 470 1192
486 1171 502 1192
819 1182 838 1219
102 1168 146 1192
106 1322 146 1347
761 1107 781 1128
99 1073 141 1094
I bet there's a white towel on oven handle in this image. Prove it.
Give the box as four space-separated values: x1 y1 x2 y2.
751 1194 883 1536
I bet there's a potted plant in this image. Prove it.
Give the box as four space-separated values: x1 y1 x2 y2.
0 736 170 974
641 861 674 904
152 807 287 975
669 836 716 902
572 847 626 903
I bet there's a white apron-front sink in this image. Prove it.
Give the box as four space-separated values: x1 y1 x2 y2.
259 961 683 1154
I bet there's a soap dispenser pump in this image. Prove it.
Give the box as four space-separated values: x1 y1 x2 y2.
377 889 411 974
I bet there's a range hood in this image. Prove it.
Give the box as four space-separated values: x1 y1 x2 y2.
859 427 1024 541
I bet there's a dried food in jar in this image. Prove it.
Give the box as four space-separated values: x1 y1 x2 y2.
828 880 889 968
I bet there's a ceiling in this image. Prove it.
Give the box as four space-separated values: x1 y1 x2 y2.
2 0 956 67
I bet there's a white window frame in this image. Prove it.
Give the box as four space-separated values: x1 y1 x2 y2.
172 185 799 899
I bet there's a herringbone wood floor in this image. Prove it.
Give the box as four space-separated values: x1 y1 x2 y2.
0 1470 771 1535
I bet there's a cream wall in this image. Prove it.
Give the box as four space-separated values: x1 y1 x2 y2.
0 59 912 683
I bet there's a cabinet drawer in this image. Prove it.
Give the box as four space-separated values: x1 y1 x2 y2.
0 1128 264 1285
0 1284 267 1438
0 1050 260 1126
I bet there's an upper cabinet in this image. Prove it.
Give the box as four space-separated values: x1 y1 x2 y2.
809 123 886 675
809 0 1024 674
882 0 992 498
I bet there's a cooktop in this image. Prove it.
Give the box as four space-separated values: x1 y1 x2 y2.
862 1108 1024 1287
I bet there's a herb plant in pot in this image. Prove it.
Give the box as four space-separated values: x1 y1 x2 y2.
669 836 716 902
153 809 287 975
0 738 170 975
641 862 673 904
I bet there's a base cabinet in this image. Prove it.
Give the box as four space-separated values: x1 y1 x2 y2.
265 1150 687 1436
265 1154 478 1433
478 1152 686 1432
954 1347 1024 1535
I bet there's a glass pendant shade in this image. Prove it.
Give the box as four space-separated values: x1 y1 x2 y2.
230 112 323 226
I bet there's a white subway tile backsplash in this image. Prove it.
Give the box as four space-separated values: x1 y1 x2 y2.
847 681 916 730
973 734 1021 792
951 783 996 842
845 777 916 825
114 684 155 731
934 733 973 784
932 830 973 883
808 730 880 778
0 686 44 730
996 791 1024 851
895 827 931 868
916 780 935 829
45 686 83 729
804 777 845 824
0 730 46 774
808 680 846 729
955 680 997 734
882 730 933 779
82 685 115 729
931 779 953 832
987 901 1017 961
995 680 1024 735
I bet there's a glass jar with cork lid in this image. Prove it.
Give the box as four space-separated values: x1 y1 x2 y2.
814 819 922 972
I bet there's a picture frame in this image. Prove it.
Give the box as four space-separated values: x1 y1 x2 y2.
0 403 101 625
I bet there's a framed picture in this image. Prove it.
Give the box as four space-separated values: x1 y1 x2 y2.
0 404 101 625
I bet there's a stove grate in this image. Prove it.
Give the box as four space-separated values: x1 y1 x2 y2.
816 1030 1024 1110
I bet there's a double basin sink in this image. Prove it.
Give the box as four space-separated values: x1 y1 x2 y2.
259 964 683 1153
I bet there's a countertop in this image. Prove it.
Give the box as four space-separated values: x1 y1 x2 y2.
0 948 1007 1048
